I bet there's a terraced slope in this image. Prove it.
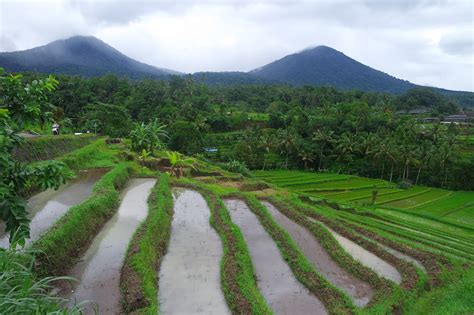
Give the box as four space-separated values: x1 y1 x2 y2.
253 170 474 225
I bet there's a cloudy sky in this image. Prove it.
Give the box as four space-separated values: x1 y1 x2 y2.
1 0 473 91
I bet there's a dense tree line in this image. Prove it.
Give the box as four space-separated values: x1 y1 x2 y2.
18 72 473 190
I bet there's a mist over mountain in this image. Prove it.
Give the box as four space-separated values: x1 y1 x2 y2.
0 36 472 106
0 36 180 78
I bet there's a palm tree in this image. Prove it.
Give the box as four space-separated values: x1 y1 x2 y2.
259 130 275 170
334 133 358 166
277 129 297 169
298 148 315 169
311 128 334 170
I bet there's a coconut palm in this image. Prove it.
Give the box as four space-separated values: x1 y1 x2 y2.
311 128 334 170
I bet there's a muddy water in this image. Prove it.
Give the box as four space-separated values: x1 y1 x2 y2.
64 178 156 314
377 242 426 272
158 189 230 315
0 169 107 248
262 201 373 307
307 217 402 284
225 199 327 315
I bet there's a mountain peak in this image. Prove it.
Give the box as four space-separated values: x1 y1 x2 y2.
251 45 414 93
0 35 180 78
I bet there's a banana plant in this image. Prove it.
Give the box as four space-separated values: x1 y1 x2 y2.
166 151 195 178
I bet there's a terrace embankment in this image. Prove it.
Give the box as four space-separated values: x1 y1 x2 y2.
307 217 402 284
262 201 373 307
0 168 107 248
224 198 327 314
158 189 230 314
63 178 155 314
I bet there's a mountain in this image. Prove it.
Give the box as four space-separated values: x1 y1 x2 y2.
250 45 416 94
0 36 180 78
192 71 277 86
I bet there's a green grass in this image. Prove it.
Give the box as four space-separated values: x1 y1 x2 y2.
410 266 474 315
33 162 133 275
252 170 474 224
59 139 122 170
121 173 173 314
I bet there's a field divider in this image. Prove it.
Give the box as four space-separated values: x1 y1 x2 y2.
376 189 431 205
120 173 173 313
405 191 454 210
174 178 272 315
32 162 133 276
226 192 356 314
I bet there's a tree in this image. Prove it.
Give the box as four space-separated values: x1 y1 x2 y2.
0 69 69 246
168 120 203 155
82 102 132 137
312 128 334 170
277 128 298 169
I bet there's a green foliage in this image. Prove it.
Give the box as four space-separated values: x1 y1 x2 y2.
121 173 173 313
33 163 132 275
0 70 68 246
81 102 132 137
12 134 97 163
220 160 251 176
129 119 168 154
168 120 203 154
165 151 196 177
0 247 83 314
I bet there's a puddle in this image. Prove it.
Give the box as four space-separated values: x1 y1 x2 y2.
0 169 107 248
225 199 327 315
307 217 402 284
158 189 230 315
262 201 373 307
63 178 156 314
376 243 426 272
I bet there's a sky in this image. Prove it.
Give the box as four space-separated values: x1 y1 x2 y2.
0 0 473 91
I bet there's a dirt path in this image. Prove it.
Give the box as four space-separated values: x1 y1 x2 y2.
262 201 373 307
63 178 156 314
158 189 230 314
0 169 107 248
225 199 327 315
307 217 402 284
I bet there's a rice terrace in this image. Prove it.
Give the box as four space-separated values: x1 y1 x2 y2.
1 1 474 314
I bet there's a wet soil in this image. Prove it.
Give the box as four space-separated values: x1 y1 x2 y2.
262 201 374 307
307 217 402 284
63 178 156 314
158 189 230 315
0 169 107 248
225 199 327 315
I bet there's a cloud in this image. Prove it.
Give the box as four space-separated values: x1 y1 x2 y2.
439 31 474 56
0 0 472 91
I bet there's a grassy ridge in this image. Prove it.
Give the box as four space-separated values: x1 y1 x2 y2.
175 178 271 315
33 162 133 275
230 193 355 314
121 173 173 314
13 134 97 163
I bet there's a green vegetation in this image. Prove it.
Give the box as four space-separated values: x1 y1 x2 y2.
33 162 132 275
12 134 97 163
253 170 474 225
0 247 82 314
121 173 173 314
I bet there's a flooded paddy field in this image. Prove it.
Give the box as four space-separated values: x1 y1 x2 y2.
63 178 156 314
262 201 374 307
225 198 327 315
0 168 107 248
158 189 229 314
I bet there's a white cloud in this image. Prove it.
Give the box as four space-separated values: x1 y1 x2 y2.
0 0 472 91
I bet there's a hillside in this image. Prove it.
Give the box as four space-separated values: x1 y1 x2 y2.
250 46 416 94
0 36 180 78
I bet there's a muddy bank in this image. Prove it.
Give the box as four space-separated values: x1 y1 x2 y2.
63 178 156 314
262 201 373 307
158 189 229 314
306 217 402 284
0 169 107 248
225 199 327 314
